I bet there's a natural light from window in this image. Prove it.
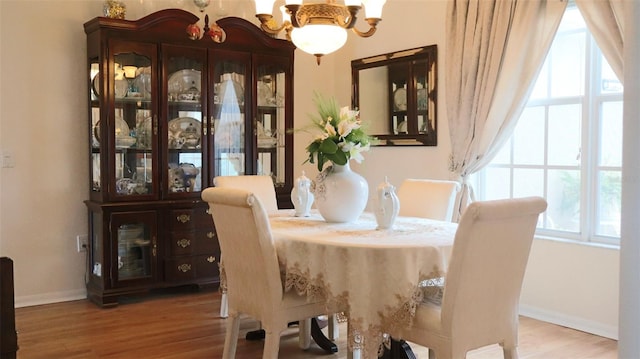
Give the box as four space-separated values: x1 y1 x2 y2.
477 5 623 245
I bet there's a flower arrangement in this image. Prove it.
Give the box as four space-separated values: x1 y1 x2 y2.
301 93 373 171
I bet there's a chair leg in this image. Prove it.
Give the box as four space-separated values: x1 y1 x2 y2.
503 346 519 359
219 292 228 318
328 314 339 340
222 313 240 359
262 329 282 359
298 318 312 349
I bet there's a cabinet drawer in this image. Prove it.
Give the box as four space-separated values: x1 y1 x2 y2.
164 254 219 283
168 230 219 256
169 208 214 231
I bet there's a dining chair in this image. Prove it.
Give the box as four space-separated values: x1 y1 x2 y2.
212 175 340 343
396 179 461 222
202 187 333 358
388 196 547 359
213 175 279 319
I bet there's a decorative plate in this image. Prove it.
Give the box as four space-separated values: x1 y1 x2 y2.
168 69 201 100
397 120 408 134
168 117 201 149
91 73 100 97
93 117 130 144
393 88 407 111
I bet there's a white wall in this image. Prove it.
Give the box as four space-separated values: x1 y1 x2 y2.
0 0 621 340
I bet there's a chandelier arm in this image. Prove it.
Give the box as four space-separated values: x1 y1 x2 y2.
335 14 356 29
285 4 302 28
352 18 380 38
342 5 361 29
256 14 289 36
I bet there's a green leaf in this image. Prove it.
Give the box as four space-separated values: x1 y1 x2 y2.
319 138 339 154
326 150 348 165
317 152 326 171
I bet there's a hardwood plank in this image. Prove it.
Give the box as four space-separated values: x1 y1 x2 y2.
14 289 617 358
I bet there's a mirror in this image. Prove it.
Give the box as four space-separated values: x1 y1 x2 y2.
351 45 437 146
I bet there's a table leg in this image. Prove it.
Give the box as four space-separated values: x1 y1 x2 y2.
380 338 417 359
245 318 338 354
311 317 338 353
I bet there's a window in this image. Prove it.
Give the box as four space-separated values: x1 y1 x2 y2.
477 6 623 245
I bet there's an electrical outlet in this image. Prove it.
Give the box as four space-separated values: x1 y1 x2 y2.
76 235 88 252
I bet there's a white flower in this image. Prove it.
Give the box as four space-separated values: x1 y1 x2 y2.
339 106 359 122
341 141 370 163
323 118 337 137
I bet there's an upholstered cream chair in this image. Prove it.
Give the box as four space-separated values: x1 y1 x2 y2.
202 187 334 358
213 175 279 319
388 197 547 359
397 179 461 222
214 175 279 213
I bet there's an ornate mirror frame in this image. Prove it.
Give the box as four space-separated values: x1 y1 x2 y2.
351 45 437 146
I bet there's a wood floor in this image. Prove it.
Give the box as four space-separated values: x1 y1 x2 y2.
13 288 617 358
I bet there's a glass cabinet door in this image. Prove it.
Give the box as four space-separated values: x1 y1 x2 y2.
109 41 158 200
414 58 432 135
110 211 157 286
90 60 101 193
211 52 250 178
163 45 207 196
388 63 409 135
256 60 289 187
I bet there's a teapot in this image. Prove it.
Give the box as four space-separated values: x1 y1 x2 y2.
375 176 400 230
291 171 314 217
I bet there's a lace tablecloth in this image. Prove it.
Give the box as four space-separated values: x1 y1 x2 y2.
270 211 457 358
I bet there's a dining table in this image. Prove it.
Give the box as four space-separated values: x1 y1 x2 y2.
269 210 458 358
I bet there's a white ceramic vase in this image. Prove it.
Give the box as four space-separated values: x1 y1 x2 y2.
313 162 369 223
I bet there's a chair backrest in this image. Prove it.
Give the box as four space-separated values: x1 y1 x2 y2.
397 179 460 221
201 187 284 317
213 175 278 213
441 197 547 345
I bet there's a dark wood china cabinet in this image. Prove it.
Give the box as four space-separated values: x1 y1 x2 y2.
84 10 294 307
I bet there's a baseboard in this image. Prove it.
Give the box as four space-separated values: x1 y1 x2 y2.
520 304 618 340
15 289 87 308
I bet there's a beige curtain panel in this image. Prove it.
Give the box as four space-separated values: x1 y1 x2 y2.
575 0 624 82
445 0 567 219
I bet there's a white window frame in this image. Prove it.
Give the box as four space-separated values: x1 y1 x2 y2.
476 5 623 246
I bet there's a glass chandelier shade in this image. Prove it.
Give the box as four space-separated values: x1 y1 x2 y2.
291 25 348 58
254 0 386 64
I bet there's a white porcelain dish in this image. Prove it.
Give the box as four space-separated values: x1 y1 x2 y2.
168 117 201 149
168 69 201 99
394 88 407 111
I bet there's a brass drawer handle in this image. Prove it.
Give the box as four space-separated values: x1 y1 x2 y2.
207 256 216 263
176 214 191 223
177 238 191 248
207 232 215 239
177 264 192 273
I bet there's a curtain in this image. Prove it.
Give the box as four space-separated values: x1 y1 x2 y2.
575 0 624 82
446 0 567 220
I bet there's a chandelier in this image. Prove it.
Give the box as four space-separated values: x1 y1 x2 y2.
254 0 386 65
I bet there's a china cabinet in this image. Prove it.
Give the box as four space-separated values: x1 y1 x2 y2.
84 10 295 307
